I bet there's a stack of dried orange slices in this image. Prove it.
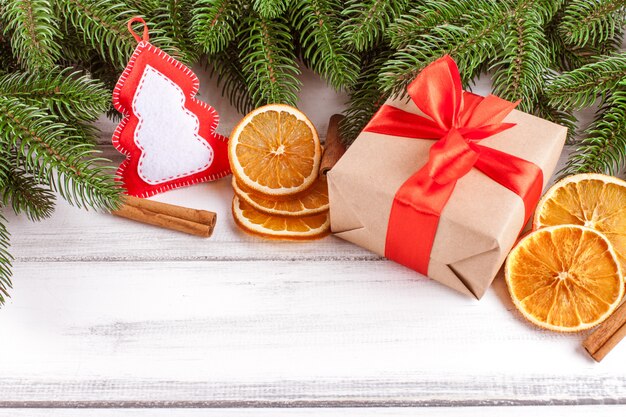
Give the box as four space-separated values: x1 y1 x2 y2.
228 104 330 240
505 174 626 332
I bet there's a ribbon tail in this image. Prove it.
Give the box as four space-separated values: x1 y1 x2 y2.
385 166 457 275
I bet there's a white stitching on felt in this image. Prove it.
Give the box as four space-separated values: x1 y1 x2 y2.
112 41 228 192
132 64 214 184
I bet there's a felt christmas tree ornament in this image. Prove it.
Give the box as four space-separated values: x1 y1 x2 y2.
112 17 230 197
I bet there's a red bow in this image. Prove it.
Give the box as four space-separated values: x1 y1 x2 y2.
364 56 543 275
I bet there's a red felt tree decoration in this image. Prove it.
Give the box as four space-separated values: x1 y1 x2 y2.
112 17 230 197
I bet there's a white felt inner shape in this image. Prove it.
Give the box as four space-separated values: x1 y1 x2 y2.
132 65 214 185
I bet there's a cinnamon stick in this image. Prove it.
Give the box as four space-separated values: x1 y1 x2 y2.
583 300 626 362
319 114 347 176
123 195 216 227
112 196 216 238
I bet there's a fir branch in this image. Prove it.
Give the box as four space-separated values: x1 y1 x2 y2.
2 163 56 221
388 0 495 50
290 0 359 89
379 2 509 96
56 0 136 68
562 87 626 176
547 12 624 72
0 97 122 211
1 0 62 71
490 5 550 113
559 0 626 47
545 53 626 110
534 94 578 142
58 0 180 68
192 0 245 55
207 45 254 114
239 15 301 106
0 68 110 121
341 47 393 145
0 213 12 307
155 0 201 64
340 0 410 52
253 0 291 19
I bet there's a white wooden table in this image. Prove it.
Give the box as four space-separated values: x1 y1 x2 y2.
1 66 626 416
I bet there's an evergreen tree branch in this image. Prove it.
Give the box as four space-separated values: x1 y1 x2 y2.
340 0 411 52
545 52 626 110
290 0 359 89
1 0 62 71
2 162 56 221
559 0 626 47
490 4 550 113
0 68 110 121
192 0 245 55
379 2 509 96
239 15 301 106
388 0 496 50
154 0 201 64
340 46 393 145
548 10 624 72
206 44 254 114
0 97 122 211
562 87 626 176
253 0 291 19
58 0 180 68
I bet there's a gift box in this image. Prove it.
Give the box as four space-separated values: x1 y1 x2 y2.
327 56 567 299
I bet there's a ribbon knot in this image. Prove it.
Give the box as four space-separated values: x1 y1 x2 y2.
363 55 543 276
427 129 479 185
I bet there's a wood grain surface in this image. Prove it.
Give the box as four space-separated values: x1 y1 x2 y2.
0 64 622 415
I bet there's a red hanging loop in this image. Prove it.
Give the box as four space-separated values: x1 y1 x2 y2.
127 17 149 43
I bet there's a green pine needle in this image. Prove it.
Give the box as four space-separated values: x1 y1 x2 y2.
58 0 181 68
559 0 626 47
562 87 626 176
239 15 301 106
290 0 359 89
491 5 550 113
379 3 509 97
154 0 201 64
2 162 56 221
192 0 244 55
0 97 122 211
545 52 626 110
253 0 291 19
388 0 495 50
1 0 62 71
0 68 110 121
340 0 410 52
207 45 254 115
341 47 392 145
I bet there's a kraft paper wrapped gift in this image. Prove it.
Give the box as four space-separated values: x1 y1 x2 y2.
327 56 567 299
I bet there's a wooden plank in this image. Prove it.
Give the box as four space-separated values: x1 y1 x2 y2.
5 164 373 263
0 261 625 405
6 144 570 264
1 406 626 416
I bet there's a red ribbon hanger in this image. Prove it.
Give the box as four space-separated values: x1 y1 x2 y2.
363 55 543 275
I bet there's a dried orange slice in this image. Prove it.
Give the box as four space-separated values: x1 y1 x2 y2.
229 104 321 196
534 173 626 273
232 196 329 240
232 176 329 217
505 225 624 332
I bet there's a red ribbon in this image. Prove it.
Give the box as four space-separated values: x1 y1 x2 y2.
363 56 543 275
